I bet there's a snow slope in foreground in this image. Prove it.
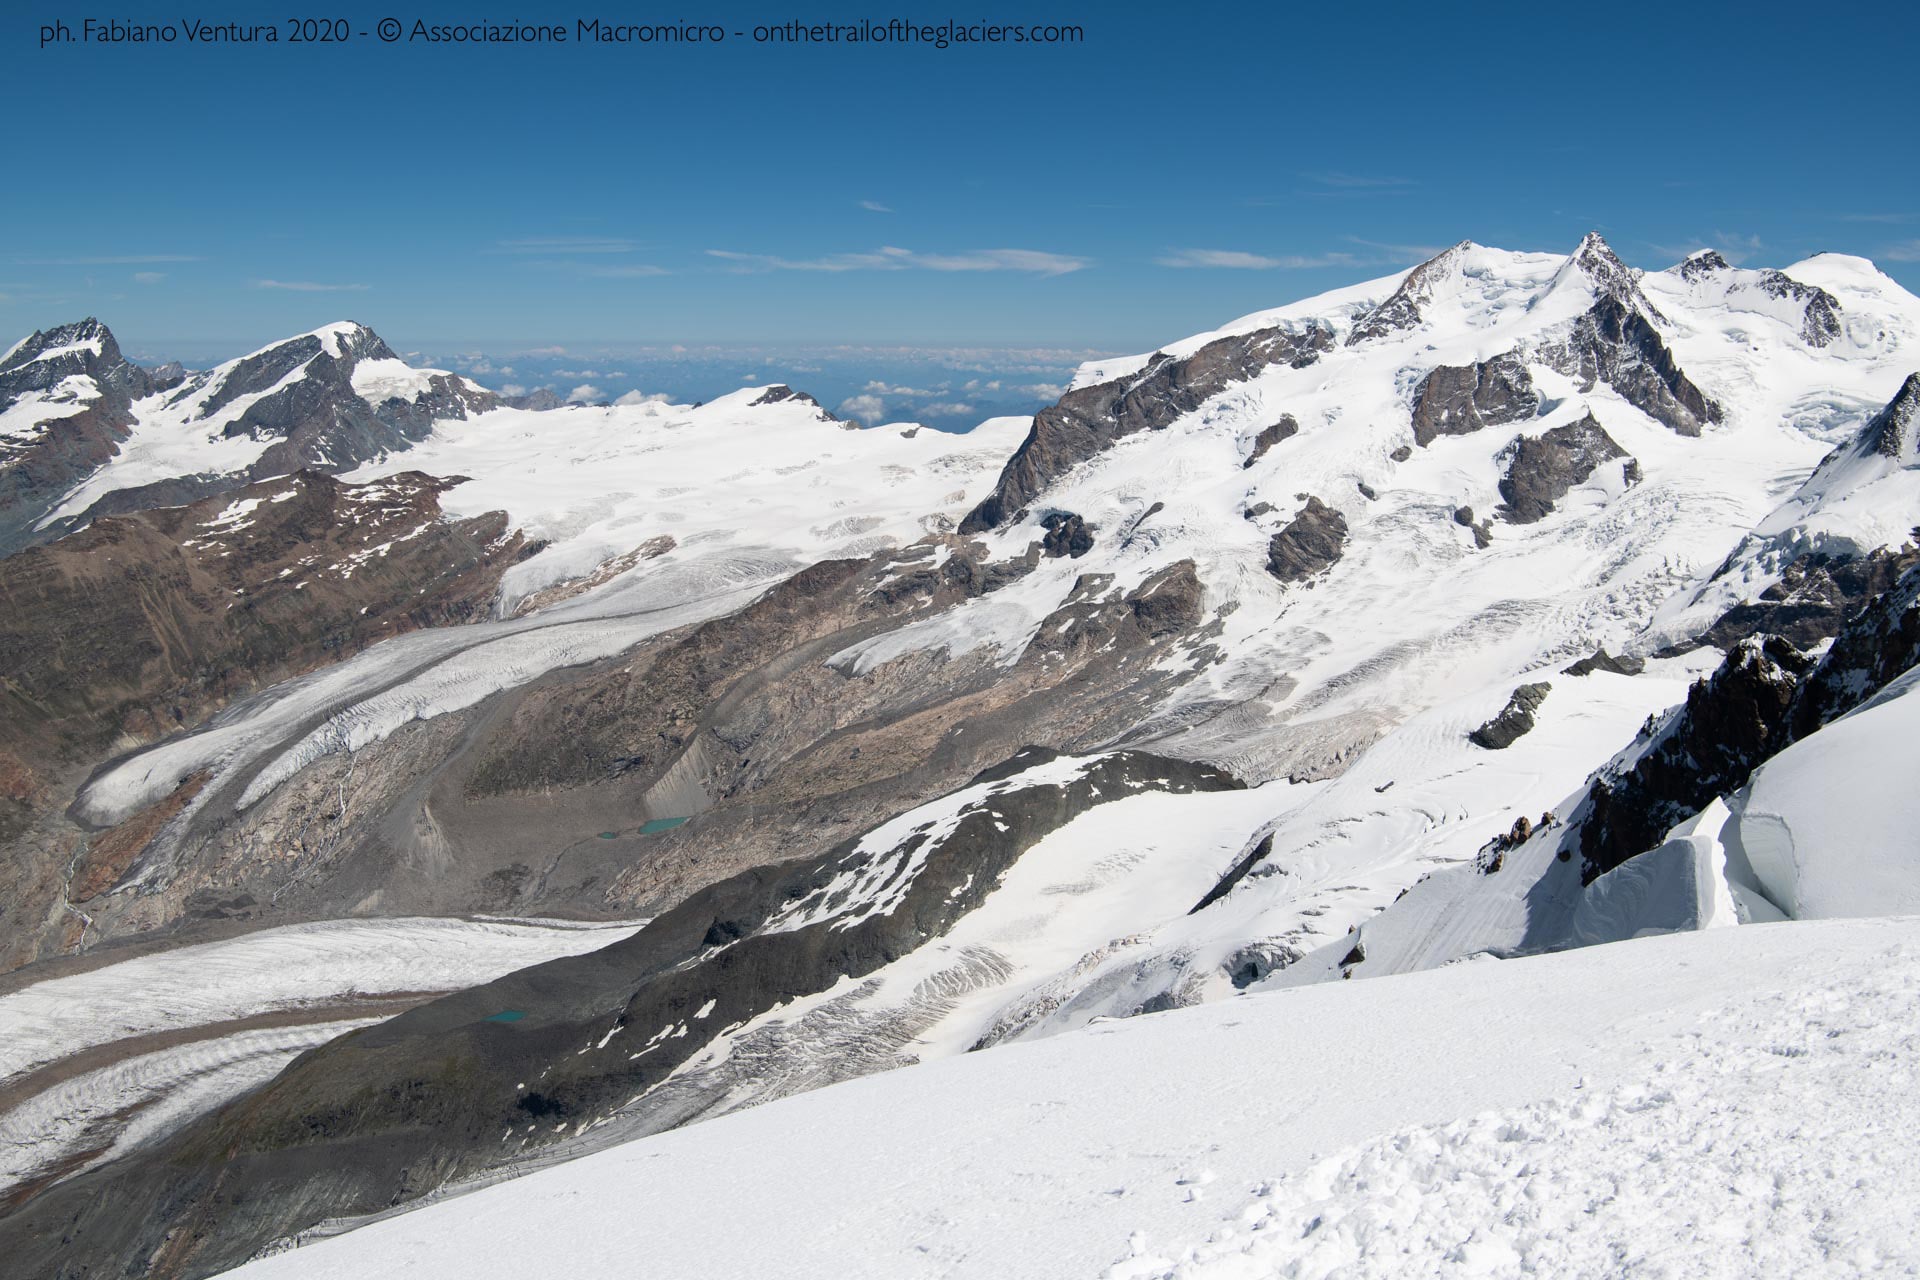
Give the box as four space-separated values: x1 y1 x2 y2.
230 917 1920 1280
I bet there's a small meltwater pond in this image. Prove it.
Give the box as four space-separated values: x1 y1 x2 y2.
597 816 694 839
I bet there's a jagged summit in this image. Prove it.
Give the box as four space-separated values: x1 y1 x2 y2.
1538 230 1663 321
0 316 150 401
1676 248 1732 280
749 383 842 422
1866 371 1920 460
1343 239 1476 346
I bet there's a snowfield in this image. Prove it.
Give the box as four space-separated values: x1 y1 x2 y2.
228 918 1920 1280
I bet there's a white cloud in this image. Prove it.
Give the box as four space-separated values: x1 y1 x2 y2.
1301 171 1415 189
862 380 938 397
132 272 167 285
17 253 201 265
583 263 669 278
615 389 672 406
255 279 371 292
566 384 605 403
1017 382 1065 399
1883 240 1920 263
1343 236 1445 262
708 246 1089 276
1157 248 1362 270
526 345 568 357
837 393 885 421
859 200 894 213
499 383 527 397
920 401 976 417
492 237 636 254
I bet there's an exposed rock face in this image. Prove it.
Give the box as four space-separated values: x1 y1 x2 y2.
1763 271 1844 347
1452 505 1492 548
0 319 153 554
1557 232 1663 320
1242 414 1299 468
1859 372 1920 461
960 323 1333 532
1578 635 1812 881
1675 250 1843 346
1693 542 1920 653
1537 295 1722 435
503 387 565 411
1676 249 1731 282
1410 353 1539 446
3 322 500 552
750 384 840 421
201 328 496 480
1562 647 1645 677
1469 682 1550 749
1265 496 1347 583
0 471 530 786
1345 241 1471 346
1040 510 1094 558
1578 560 1920 884
1496 414 1630 523
0 751 1242 1280
1788 558 1920 740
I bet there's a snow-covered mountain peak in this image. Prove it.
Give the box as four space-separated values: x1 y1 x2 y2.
1534 230 1662 323
1675 248 1732 280
0 316 148 402
1342 239 1476 345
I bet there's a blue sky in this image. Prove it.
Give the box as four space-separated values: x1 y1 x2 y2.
4 0 1917 361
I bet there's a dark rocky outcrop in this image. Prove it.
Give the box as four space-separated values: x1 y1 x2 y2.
1469 682 1550 749
1691 541 1920 653
1040 511 1094 558
750 384 839 421
1577 559 1920 884
1537 294 1722 436
1675 251 1842 347
1856 372 1920 461
1559 233 1663 320
1190 833 1273 914
1676 249 1731 282
961 324 1333 532
0 751 1241 1280
1577 635 1812 881
1452 505 1492 548
1787 557 1920 740
1410 353 1539 446
1761 271 1844 348
1345 242 1471 346
1242 415 1299 468
1562 647 1644 677
1496 414 1631 523
1265 496 1347 583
